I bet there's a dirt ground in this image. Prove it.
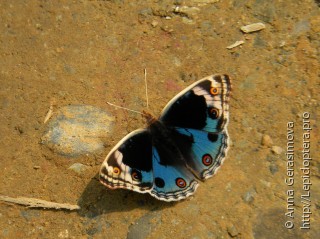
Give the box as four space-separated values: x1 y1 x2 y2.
0 0 319 238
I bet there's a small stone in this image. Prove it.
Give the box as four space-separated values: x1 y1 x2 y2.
261 134 273 147
227 225 239 237
68 163 90 174
271 146 283 155
182 17 194 25
279 40 286 47
14 126 24 134
35 23 42 29
151 20 158 27
174 6 200 17
269 164 278 174
33 165 41 169
241 22 266 33
260 180 271 187
56 15 63 22
243 188 256 204
58 229 69 238
172 56 182 67
161 25 173 33
226 40 245 49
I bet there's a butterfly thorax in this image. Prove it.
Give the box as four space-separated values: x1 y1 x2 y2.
142 111 181 161
147 118 188 167
142 111 158 125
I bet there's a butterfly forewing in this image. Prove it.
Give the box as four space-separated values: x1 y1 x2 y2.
160 74 231 132
99 129 154 193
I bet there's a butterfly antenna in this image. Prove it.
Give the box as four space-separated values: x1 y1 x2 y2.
144 68 149 109
107 102 147 116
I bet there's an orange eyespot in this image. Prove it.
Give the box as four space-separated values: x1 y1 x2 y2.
202 154 213 166
113 167 121 175
210 87 219 95
176 178 187 188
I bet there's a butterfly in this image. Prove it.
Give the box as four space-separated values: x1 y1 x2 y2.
99 74 231 202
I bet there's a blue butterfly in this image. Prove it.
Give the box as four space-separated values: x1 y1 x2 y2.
99 74 231 201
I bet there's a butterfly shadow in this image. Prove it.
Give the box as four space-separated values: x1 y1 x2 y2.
77 173 176 218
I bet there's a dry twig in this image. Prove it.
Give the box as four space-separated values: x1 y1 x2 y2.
0 195 80 210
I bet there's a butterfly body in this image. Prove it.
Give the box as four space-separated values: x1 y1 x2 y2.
100 74 231 201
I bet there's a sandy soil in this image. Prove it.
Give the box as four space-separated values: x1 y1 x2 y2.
0 1 319 238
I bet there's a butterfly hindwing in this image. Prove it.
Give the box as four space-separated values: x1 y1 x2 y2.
150 146 199 201
99 129 154 193
170 127 229 180
160 74 231 132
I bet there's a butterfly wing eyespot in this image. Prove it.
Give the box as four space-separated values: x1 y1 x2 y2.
175 178 187 188
210 87 219 95
131 170 142 181
202 154 213 166
113 167 121 175
208 107 219 119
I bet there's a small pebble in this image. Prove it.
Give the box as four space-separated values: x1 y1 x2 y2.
182 17 194 25
68 163 90 174
261 134 273 147
227 225 239 237
243 188 256 204
241 23 266 33
269 164 278 174
58 229 69 238
226 40 245 49
260 180 271 187
174 6 200 17
151 20 158 27
14 126 24 134
271 146 283 155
